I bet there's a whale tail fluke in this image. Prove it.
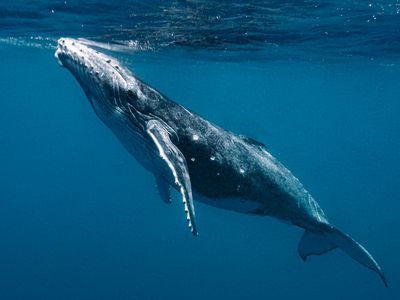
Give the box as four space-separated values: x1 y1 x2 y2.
298 226 387 287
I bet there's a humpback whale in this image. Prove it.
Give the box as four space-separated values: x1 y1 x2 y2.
55 38 387 287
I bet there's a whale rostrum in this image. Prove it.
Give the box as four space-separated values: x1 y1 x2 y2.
55 38 387 287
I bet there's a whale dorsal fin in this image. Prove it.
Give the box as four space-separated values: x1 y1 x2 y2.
240 135 268 149
146 119 198 236
155 175 171 204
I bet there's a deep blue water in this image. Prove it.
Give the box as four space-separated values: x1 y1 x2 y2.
1 1 399 299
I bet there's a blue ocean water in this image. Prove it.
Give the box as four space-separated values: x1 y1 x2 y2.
0 1 399 299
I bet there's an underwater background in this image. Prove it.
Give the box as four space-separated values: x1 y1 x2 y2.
0 1 399 299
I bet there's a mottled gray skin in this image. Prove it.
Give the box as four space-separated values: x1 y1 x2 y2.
55 38 386 286
174 111 327 229
56 38 325 229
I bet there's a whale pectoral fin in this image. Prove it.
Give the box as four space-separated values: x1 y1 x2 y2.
155 175 171 204
146 119 198 236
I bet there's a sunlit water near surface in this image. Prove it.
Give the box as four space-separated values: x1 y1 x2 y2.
0 1 399 299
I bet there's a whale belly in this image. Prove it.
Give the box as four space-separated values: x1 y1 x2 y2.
194 192 264 214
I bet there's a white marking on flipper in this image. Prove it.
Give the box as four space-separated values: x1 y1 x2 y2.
146 119 198 236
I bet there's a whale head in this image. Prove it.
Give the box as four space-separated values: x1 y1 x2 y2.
55 38 148 118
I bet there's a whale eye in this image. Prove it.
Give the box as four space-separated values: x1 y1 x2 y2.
127 90 136 97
